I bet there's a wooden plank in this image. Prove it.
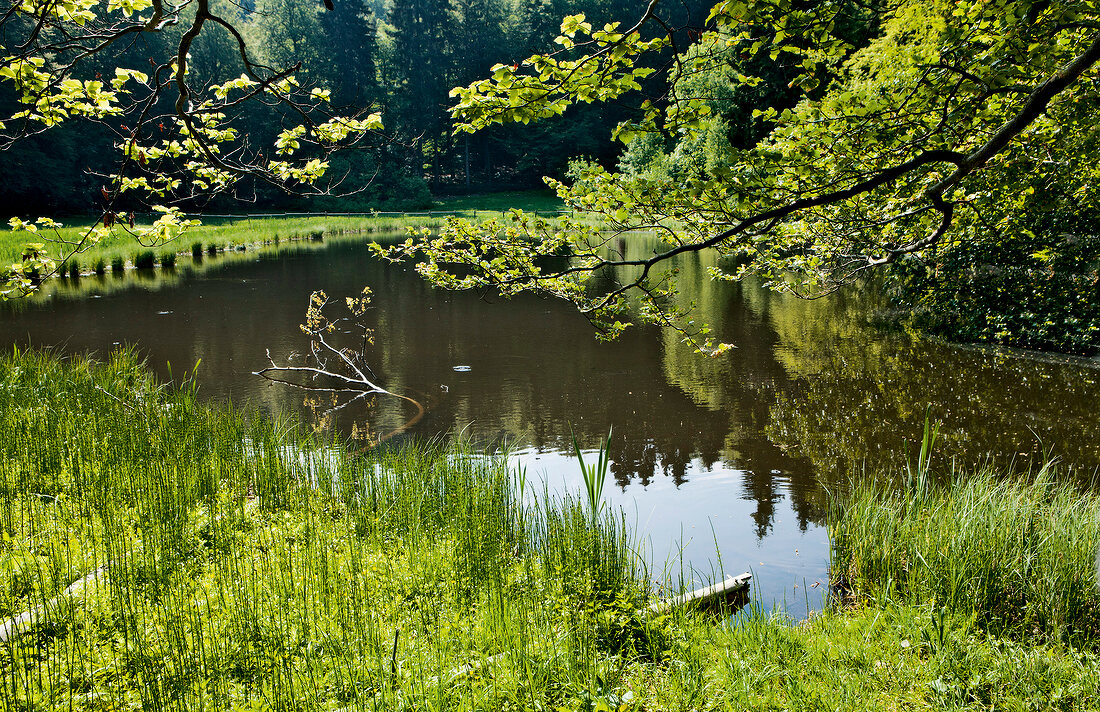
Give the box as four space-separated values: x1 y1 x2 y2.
0 567 106 644
645 572 752 615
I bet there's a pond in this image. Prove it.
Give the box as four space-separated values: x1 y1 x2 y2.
4 232 1100 618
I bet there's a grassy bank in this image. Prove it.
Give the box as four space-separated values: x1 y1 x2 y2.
0 215 426 280
0 190 568 278
0 350 656 711
832 466 1100 644
3 351 1100 710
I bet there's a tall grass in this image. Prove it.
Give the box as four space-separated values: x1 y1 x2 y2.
8 350 1100 708
830 463 1100 643
0 349 655 710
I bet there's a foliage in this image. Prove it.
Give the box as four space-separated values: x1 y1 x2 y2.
5 0 1100 353
393 0 1100 353
891 228 1100 355
0 0 714 299
0 0 396 297
0 0 383 197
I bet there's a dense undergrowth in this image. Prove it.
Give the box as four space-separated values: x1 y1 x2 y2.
3 350 1100 710
890 231 1100 356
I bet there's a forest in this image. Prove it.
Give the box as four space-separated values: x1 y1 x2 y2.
0 0 714 214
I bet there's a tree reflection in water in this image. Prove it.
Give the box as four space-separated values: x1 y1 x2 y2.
2 233 1099 548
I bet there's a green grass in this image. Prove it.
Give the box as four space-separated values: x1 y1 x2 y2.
0 191 567 276
625 599 1100 709
0 349 654 710
4 350 1100 710
4 229 418 305
830 466 1100 644
433 189 566 215
0 215 438 273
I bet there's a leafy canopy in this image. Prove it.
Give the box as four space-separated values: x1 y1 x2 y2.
0 0 383 297
388 0 1100 352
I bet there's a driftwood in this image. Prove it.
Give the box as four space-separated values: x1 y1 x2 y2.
645 572 752 615
254 290 428 446
0 567 106 643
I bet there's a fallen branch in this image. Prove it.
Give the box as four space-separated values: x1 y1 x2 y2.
0 567 106 643
254 289 425 445
644 572 752 615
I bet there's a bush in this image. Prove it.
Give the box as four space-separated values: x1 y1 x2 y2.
133 251 155 270
892 229 1100 355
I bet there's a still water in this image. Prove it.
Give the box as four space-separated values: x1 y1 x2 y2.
4 234 1100 617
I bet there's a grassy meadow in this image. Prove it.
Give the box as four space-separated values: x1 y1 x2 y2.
0 191 569 278
4 350 1100 709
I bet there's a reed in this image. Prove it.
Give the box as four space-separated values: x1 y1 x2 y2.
571 426 612 517
830 463 1100 643
133 250 156 270
0 350 654 710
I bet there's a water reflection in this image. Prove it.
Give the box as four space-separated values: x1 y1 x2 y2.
751 283 1100 482
3 232 1099 614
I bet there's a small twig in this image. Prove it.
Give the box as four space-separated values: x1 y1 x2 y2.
93 383 139 413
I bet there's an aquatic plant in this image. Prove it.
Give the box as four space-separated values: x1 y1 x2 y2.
571 426 612 517
133 250 156 270
831 464 1100 643
0 350 654 710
